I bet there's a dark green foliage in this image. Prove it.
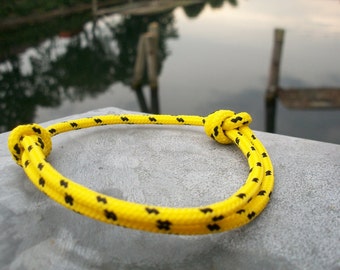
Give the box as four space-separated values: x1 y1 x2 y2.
0 0 234 132
0 0 92 17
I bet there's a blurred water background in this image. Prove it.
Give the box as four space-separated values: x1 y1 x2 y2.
1 0 339 143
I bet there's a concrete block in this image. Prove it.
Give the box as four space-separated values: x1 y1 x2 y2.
0 107 339 269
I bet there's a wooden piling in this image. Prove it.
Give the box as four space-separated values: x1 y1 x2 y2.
132 34 146 89
131 22 160 114
265 28 285 133
145 28 159 113
132 34 148 112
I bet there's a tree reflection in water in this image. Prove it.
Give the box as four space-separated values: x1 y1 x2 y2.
0 0 237 133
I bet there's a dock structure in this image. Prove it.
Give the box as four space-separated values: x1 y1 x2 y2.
0 0 204 30
265 28 340 133
93 0 204 17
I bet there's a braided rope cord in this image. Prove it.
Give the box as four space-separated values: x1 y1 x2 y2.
8 110 274 235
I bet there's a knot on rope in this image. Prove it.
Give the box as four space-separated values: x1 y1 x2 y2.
204 110 252 144
8 124 52 166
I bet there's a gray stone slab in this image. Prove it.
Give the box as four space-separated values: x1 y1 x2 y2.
0 107 339 270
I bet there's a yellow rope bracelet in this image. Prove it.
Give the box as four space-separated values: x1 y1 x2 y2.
8 110 274 235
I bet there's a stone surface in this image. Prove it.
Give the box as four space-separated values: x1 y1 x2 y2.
0 107 339 270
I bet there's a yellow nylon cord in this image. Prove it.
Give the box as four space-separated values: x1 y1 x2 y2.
8 110 274 235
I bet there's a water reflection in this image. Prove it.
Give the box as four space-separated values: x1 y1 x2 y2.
1 0 339 144
0 0 237 133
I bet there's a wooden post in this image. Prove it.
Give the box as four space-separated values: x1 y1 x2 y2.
131 22 160 114
132 35 149 113
145 33 158 90
132 35 146 89
145 22 160 114
148 22 159 51
265 28 285 133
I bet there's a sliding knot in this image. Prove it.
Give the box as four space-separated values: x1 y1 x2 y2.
8 124 52 166
204 110 252 144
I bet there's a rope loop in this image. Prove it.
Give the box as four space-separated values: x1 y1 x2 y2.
7 111 274 235
204 110 252 144
8 124 52 166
